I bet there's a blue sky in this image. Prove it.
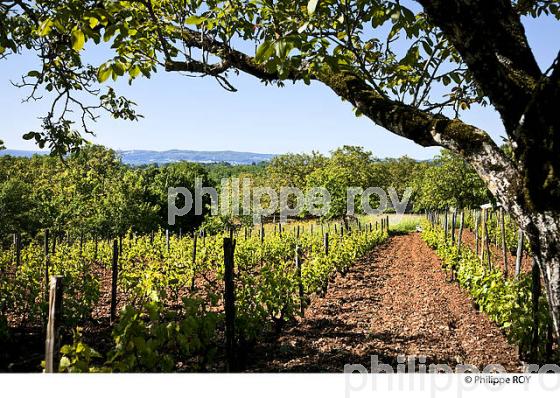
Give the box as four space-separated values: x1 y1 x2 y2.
0 14 558 159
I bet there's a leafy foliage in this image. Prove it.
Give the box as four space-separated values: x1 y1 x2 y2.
0 145 211 240
421 222 552 361
413 150 491 210
3 0 557 148
1 215 387 371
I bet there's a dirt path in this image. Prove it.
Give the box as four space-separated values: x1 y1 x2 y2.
247 233 521 372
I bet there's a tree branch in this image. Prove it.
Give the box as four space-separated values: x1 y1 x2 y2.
165 27 303 81
513 51 560 212
416 0 542 134
163 27 521 216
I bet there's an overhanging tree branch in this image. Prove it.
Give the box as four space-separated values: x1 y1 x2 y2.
416 0 543 134
163 30 521 216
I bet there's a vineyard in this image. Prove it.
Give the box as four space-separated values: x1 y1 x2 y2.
421 212 554 363
0 219 388 372
1 210 558 373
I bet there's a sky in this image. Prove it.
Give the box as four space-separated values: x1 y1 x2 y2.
0 14 558 160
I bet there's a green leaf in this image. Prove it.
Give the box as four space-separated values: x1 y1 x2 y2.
71 29 86 51
450 72 462 84
112 62 125 76
297 22 309 34
88 17 99 29
129 65 141 79
103 26 116 42
421 40 432 56
38 19 53 36
97 65 112 83
59 356 71 371
255 41 274 62
275 40 288 58
185 15 206 25
307 0 319 15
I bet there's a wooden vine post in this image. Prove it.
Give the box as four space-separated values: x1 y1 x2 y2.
480 210 486 263
15 233 21 268
494 211 500 250
474 210 480 256
192 233 198 265
451 209 457 244
480 207 492 269
260 216 265 244
94 236 98 260
483 211 492 269
457 210 464 252
223 237 237 372
110 239 119 324
324 232 329 256
500 208 508 278
444 211 449 242
484 211 492 269
51 232 56 255
191 234 198 290
530 257 541 361
45 276 63 373
295 246 305 318
515 229 524 277
44 229 50 304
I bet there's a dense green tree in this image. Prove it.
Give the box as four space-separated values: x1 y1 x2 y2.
0 146 212 238
307 146 381 221
264 151 327 211
413 150 491 211
145 161 212 233
0 179 37 238
203 162 267 185
377 156 424 202
266 152 327 190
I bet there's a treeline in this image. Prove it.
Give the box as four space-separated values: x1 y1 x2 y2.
225 145 492 218
0 144 491 242
0 145 211 242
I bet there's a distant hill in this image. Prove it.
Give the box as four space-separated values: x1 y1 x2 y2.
1 149 276 165
119 149 275 165
2 149 48 158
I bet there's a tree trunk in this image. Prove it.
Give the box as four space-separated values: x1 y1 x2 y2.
522 213 560 345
